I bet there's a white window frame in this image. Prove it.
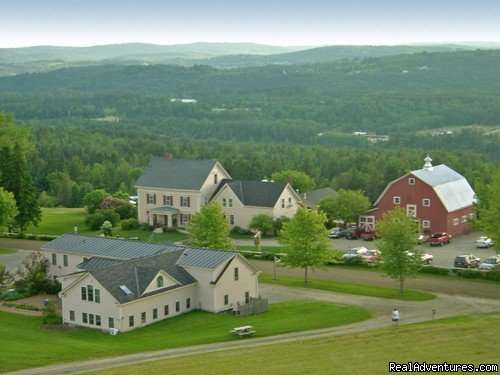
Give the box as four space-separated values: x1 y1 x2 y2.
422 198 431 207
393 196 401 204
453 218 459 226
408 177 415 185
147 194 155 204
281 199 285 208
422 220 430 229
180 196 189 207
181 214 189 227
228 198 233 207
221 197 227 207
406 204 417 218
461 215 467 223
229 214 235 225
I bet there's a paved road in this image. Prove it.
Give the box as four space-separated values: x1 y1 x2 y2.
0 238 47 271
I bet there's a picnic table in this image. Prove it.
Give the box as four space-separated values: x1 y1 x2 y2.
231 325 255 338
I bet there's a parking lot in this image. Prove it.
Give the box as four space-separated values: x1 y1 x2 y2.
331 231 496 268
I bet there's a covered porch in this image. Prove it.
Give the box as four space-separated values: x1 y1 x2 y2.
147 205 180 228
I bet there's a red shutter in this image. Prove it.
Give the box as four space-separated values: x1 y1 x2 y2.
153 194 156 204
170 195 174 206
163 195 166 205
187 197 191 207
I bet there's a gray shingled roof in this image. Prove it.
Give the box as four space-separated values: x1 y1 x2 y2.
213 180 288 208
176 248 236 269
42 234 179 260
135 158 218 190
302 187 337 207
411 165 476 212
89 250 197 304
77 257 124 271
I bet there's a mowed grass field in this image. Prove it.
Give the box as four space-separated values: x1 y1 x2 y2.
24 207 189 242
0 300 372 372
85 313 500 375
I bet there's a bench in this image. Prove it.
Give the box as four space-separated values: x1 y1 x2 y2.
231 325 255 338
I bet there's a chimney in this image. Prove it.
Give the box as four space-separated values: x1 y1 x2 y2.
163 153 173 159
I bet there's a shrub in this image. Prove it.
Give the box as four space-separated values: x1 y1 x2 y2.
230 226 252 236
100 221 113 236
98 209 120 226
121 218 140 230
162 226 178 233
114 203 137 220
140 222 155 231
249 214 274 235
273 217 290 236
85 212 106 231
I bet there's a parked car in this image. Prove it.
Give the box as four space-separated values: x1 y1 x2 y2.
345 226 361 240
479 255 500 270
416 233 429 244
362 249 382 262
475 236 494 248
454 254 481 268
328 227 346 239
406 251 434 265
428 232 452 246
342 247 368 259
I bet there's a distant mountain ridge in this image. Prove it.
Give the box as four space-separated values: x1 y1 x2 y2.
1 42 498 76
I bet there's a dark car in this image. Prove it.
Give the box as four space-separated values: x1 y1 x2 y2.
345 227 361 239
328 227 346 239
454 254 481 269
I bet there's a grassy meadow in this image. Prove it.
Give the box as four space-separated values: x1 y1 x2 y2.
0 299 371 372
85 313 500 375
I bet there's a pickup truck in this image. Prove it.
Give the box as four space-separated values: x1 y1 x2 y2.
428 232 452 246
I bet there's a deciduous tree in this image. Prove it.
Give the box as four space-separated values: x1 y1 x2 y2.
249 214 274 235
189 203 234 250
318 189 370 224
271 169 315 193
0 187 18 229
279 208 331 283
476 170 500 252
376 207 421 294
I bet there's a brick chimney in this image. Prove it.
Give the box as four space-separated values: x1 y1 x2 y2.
163 153 173 159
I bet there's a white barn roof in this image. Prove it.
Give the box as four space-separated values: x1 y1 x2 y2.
411 164 476 212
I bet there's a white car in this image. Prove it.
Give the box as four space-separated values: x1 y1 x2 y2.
475 236 494 248
479 255 500 270
342 247 368 259
407 251 434 265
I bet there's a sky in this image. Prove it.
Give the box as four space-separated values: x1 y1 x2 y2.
1 0 499 48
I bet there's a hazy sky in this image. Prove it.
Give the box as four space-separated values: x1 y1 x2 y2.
1 0 499 47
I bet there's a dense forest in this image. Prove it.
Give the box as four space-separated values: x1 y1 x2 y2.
0 48 498 208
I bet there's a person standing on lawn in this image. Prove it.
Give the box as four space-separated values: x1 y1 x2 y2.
392 308 400 327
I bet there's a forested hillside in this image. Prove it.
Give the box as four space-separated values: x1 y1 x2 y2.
0 49 498 208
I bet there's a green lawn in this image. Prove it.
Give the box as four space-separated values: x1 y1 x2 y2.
0 247 16 255
84 313 500 375
24 207 189 243
0 299 372 372
260 274 436 301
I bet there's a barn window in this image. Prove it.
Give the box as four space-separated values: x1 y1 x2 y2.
408 178 415 185
461 216 467 223
393 196 401 204
423 199 431 207
422 220 430 229
453 218 459 226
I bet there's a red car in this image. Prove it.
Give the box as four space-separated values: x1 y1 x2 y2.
428 232 452 246
362 250 382 262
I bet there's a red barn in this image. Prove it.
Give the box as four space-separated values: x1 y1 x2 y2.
359 156 476 237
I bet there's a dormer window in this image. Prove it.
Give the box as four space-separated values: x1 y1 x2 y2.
408 178 415 185
157 276 164 288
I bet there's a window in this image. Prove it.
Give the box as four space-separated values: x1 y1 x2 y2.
228 198 233 207
96 315 101 327
281 199 285 208
181 213 190 226
141 312 146 323
147 193 156 204
89 313 95 325
82 312 88 324
108 317 114 329
81 286 87 301
221 197 227 207
164 304 169 316
469 212 476 219
69 310 75 322
175 301 180 312
287 197 292 207
94 289 100 303
234 267 239 281
186 298 191 309
224 294 229 305
229 214 235 225
129 315 134 327
52 253 57 265
181 196 190 207
63 254 68 267
163 195 173 206
203 196 208 205
423 199 431 207
422 220 431 229
461 215 467 223
245 291 250 304
153 308 158 319
409 178 415 185
87 285 94 302
453 218 459 226
157 276 164 288
214 173 218 184
393 196 401 204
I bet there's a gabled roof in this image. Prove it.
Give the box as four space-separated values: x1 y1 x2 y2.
212 179 290 208
42 233 178 260
77 257 124 270
88 250 197 304
301 187 337 207
411 164 475 212
135 158 227 190
176 247 236 269
374 164 475 213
